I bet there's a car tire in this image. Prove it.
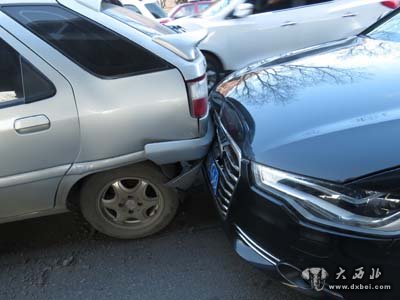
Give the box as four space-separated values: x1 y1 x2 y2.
204 53 222 91
80 162 179 239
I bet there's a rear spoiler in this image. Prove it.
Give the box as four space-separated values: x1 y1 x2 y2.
152 29 208 61
71 0 122 11
72 0 103 11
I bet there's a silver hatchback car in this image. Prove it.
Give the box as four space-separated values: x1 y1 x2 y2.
0 0 212 239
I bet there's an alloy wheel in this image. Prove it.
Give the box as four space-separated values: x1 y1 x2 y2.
98 177 164 227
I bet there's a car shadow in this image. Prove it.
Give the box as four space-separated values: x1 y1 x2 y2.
0 182 220 255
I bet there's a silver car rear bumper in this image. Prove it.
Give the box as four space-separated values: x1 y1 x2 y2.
145 119 214 165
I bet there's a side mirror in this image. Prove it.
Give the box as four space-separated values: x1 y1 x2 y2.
233 3 253 18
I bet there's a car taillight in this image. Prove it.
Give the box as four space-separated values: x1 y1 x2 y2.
381 0 399 9
186 74 208 118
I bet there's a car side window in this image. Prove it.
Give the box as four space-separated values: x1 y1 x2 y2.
292 0 332 8
250 0 292 14
251 0 330 14
303 0 331 5
174 5 196 18
3 5 171 78
124 4 143 14
144 3 167 18
0 38 55 109
0 39 23 107
198 3 212 13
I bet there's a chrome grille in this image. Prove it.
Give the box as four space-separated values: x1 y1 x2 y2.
213 112 241 218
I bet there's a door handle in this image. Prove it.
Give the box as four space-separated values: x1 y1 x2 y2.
14 115 50 134
281 21 297 27
342 12 358 18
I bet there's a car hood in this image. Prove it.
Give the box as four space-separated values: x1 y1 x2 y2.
214 37 400 183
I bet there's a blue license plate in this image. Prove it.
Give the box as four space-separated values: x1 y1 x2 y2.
207 155 219 196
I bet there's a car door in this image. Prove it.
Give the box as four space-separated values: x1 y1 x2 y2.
276 0 345 51
0 27 79 219
292 0 390 49
329 0 392 37
214 0 312 70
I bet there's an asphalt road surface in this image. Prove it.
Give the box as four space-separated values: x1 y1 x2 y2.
0 184 308 300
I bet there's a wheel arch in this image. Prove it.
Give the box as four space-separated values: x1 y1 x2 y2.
63 160 182 212
201 50 225 71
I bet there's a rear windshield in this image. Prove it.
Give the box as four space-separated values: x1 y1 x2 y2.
3 5 170 78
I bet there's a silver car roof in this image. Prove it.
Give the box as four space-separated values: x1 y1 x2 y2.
2 0 106 11
2 0 57 4
0 0 206 79
2 0 116 11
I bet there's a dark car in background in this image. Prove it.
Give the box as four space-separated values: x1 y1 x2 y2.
205 9 400 299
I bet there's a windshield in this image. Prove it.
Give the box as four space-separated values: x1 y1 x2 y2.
367 11 400 42
202 0 237 17
145 3 167 18
103 4 173 37
124 4 142 14
172 5 196 18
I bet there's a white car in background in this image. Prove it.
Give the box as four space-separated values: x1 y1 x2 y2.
121 0 169 22
172 0 399 88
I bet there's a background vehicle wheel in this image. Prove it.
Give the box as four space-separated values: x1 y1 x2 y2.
80 162 179 239
204 53 222 91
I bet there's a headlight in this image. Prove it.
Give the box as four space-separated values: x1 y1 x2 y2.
252 162 400 233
